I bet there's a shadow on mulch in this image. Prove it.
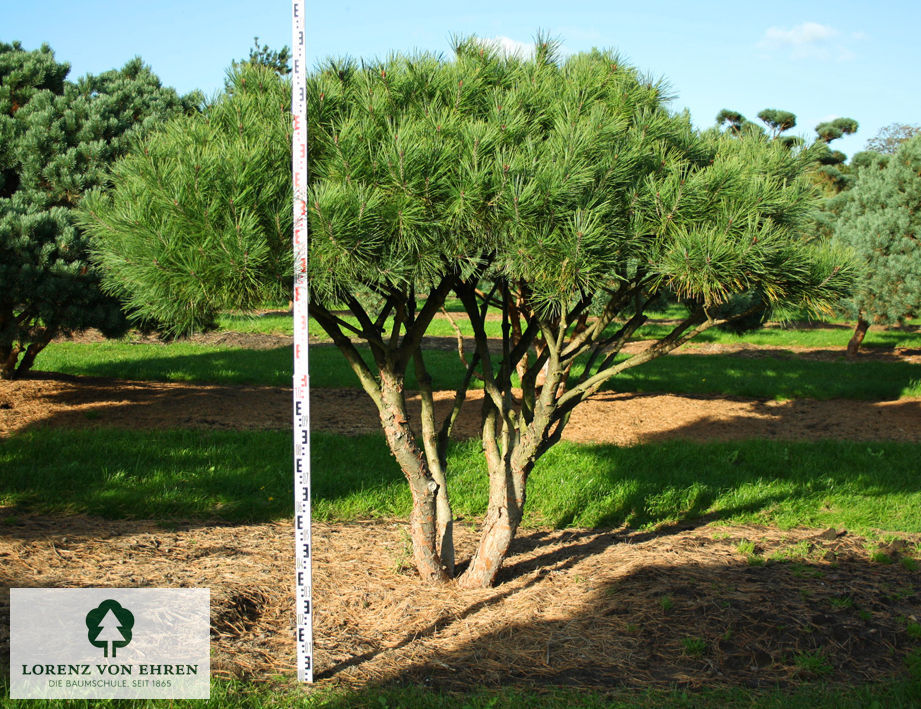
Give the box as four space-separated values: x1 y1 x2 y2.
394 534 921 691
5 515 917 692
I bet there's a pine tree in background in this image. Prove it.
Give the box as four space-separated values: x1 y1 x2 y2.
83 41 853 587
235 36 291 76
834 135 921 356
812 117 859 195
715 108 764 136
0 41 199 378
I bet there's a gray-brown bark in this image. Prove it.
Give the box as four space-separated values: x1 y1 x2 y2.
378 372 450 584
847 316 870 357
312 294 459 585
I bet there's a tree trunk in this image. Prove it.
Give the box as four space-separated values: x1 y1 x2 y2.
378 373 451 584
0 343 22 380
457 460 528 588
16 339 49 376
432 476 454 575
412 351 455 575
847 317 870 358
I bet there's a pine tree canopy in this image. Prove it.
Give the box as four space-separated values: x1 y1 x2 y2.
0 40 198 378
815 117 858 143
834 134 921 327
86 46 852 333
757 108 796 136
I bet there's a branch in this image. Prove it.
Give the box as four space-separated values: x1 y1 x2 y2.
373 295 396 331
559 281 643 361
395 276 454 371
436 349 481 460
556 306 761 417
458 282 512 421
344 293 388 368
311 304 384 409
440 305 483 381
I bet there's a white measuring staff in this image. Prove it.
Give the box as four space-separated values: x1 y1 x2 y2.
291 0 313 684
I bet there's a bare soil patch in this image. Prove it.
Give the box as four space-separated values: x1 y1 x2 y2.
1 512 918 689
3 374 921 444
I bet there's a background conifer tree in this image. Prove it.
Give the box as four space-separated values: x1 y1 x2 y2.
0 41 198 378
834 134 921 355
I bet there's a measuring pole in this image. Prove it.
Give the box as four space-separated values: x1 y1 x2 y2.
291 0 313 684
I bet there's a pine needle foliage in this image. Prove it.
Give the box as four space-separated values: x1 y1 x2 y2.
82 39 854 587
82 64 290 335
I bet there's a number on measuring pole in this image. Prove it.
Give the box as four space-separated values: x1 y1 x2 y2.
291 0 313 684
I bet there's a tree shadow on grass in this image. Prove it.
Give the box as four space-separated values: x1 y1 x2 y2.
0 427 405 537
599 351 921 401
36 337 921 400
524 433 921 534
41 345 296 387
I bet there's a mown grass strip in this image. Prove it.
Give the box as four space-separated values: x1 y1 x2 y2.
217 312 496 339
217 308 921 350
36 341 921 400
0 672 919 708
3 430 920 534
634 321 921 350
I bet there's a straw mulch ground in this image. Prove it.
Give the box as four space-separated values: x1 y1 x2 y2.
3 374 921 445
1 510 919 690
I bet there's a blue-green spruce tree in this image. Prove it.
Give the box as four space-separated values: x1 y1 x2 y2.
834 135 921 355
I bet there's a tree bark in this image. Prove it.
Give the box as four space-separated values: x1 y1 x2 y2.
847 317 870 358
457 460 528 588
0 344 20 380
378 372 451 584
412 351 455 575
16 338 51 376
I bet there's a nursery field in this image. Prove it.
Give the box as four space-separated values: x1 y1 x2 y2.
2 313 921 708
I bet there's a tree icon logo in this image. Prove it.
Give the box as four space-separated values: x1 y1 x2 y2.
86 599 135 658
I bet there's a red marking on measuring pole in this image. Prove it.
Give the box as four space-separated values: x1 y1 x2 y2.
291 0 313 684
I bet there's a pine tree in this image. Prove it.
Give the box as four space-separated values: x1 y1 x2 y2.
812 117 859 195
834 134 921 355
0 41 199 378
83 41 854 587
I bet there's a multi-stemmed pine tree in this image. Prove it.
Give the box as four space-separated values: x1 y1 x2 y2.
0 41 198 378
83 41 853 587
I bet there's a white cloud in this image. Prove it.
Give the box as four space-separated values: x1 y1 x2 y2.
757 22 857 61
761 21 838 47
478 36 537 59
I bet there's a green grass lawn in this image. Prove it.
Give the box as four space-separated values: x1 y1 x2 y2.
2 676 920 709
217 311 498 340
35 340 921 400
3 429 921 535
635 320 921 350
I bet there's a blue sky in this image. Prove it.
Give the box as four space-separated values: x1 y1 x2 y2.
5 0 920 158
